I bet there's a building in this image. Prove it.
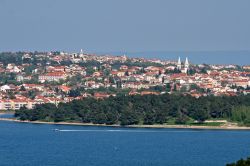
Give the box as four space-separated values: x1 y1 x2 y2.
176 57 189 73
184 57 189 73
0 99 35 110
0 85 16 93
38 72 67 82
177 57 182 70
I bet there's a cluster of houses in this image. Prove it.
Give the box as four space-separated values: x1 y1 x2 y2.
0 51 249 110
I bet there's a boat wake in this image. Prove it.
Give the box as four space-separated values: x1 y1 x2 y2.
53 129 200 133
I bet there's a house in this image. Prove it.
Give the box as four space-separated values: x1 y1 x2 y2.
243 66 250 70
46 66 66 72
92 71 102 77
120 65 128 70
145 66 165 74
22 84 44 91
122 82 150 89
16 75 32 82
38 72 67 82
58 85 71 93
111 70 126 77
63 97 75 103
231 79 249 88
0 85 16 93
94 92 110 99
34 96 64 106
128 91 140 96
53 56 63 62
140 91 160 96
41 89 56 96
6 64 22 73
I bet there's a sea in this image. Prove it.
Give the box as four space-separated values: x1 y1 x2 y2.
0 114 250 166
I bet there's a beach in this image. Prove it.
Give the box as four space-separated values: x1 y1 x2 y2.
1 117 250 130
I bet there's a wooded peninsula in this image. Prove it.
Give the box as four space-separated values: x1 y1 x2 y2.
15 94 250 126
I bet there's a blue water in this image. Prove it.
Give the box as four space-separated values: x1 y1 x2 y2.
0 120 250 166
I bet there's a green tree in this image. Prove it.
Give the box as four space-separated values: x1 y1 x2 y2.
231 106 250 126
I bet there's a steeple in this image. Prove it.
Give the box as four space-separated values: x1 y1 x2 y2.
80 49 83 55
184 57 189 73
177 57 182 70
185 57 189 68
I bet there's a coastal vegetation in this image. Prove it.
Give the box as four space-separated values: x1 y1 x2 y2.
15 94 250 126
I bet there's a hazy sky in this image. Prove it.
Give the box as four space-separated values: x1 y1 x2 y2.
0 0 250 52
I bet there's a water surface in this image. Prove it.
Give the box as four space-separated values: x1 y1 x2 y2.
0 120 250 166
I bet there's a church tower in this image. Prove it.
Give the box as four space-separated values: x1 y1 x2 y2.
184 57 189 73
79 49 84 57
177 57 182 70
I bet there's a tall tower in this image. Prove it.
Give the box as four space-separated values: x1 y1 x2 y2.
79 49 85 58
184 57 189 73
80 49 83 55
177 57 182 70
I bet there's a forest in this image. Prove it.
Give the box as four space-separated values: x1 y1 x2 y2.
15 94 250 126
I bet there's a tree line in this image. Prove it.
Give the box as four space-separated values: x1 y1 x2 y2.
15 94 250 126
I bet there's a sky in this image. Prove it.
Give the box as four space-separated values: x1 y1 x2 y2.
0 0 250 53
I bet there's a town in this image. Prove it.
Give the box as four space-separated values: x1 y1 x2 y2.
0 51 249 110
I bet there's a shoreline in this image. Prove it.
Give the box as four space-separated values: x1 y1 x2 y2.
0 111 14 115
1 118 250 130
